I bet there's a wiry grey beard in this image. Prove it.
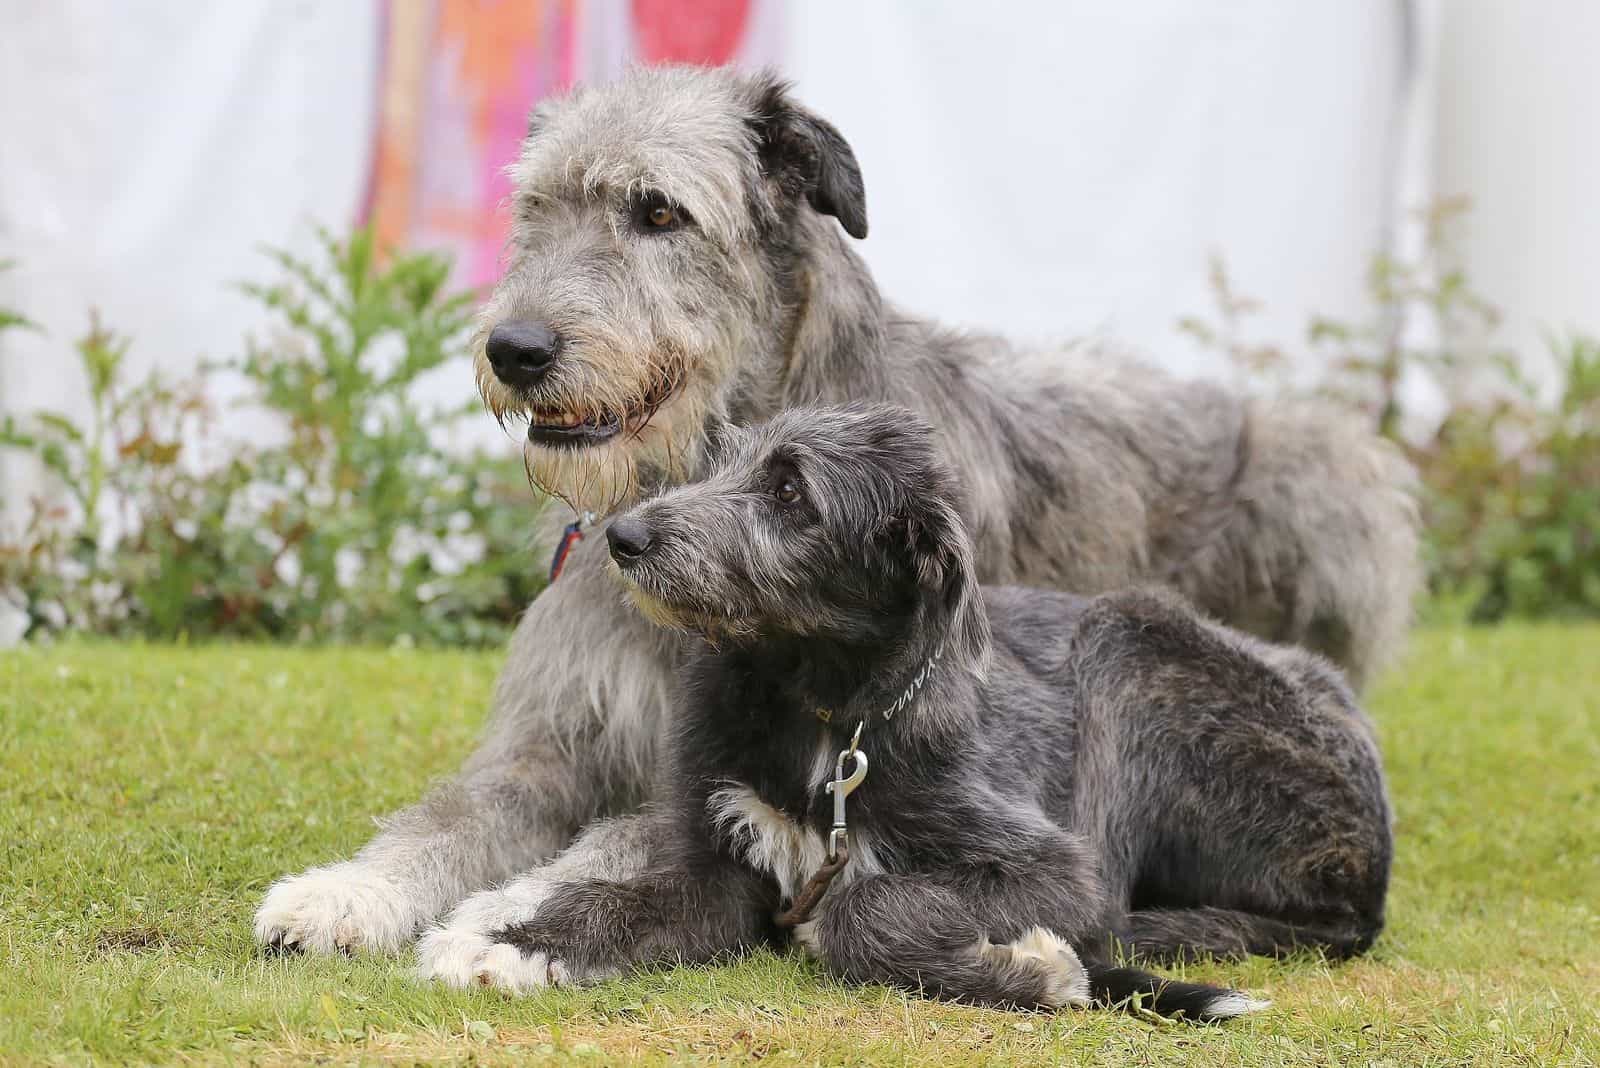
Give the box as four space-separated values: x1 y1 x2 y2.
520 390 711 515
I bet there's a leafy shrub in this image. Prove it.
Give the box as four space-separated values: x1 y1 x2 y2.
1425 335 1600 620
0 231 545 645
1182 199 1600 622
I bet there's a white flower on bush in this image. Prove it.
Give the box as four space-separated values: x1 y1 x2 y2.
0 594 28 647
239 479 289 521
430 533 485 577
387 525 428 570
39 600 67 632
89 581 123 616
334 548 364 589
274 549 302 586
305 482 335 510
409 451 447 482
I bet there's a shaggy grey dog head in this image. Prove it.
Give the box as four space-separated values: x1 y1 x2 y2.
478 66 868 512
604 403 991 679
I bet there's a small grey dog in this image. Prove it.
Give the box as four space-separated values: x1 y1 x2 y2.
439 403 1391 1018
257 65 1415 964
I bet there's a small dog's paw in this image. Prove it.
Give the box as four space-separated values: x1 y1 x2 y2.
254 864 417 956
471 943 573 994
790 919 822 958
981 926 1091 1008
417 928 581 994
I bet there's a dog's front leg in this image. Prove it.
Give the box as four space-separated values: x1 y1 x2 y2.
443 858 774 994
253 539 680 955
795 818 1110 1009
416 812 658 987
797 872 1093 1009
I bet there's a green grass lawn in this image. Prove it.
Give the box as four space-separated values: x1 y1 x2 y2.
2 627 1597 1066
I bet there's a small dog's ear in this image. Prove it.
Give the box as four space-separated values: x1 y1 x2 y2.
902 496 991 680
748 75 868 240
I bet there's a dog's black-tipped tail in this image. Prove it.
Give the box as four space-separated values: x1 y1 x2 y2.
1087 963 1270 1023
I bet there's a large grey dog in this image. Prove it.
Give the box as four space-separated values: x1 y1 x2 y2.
254 66 1417 964
416 404 1389 1017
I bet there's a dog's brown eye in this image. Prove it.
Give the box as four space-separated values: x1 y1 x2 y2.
634 196 685 233
774 480 802 505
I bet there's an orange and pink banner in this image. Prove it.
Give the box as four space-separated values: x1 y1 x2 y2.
363 0 779 290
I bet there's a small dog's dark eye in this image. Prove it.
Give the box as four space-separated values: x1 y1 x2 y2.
647 205 675 228
774 480 802 505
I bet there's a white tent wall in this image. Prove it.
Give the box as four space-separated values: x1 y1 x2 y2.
1435 1 1600 386
783 0 1413 376
0 2 380 526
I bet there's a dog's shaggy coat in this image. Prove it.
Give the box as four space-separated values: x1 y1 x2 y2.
255 66 1416 962
429 404 1390 1016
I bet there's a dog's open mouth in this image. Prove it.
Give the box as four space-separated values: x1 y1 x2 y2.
525 368 682 449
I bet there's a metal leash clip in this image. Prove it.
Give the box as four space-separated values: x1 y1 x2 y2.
775 722 868 930
826 721 869 860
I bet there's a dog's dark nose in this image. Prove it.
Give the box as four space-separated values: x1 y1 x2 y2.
606 516 654 564
485 320 561 389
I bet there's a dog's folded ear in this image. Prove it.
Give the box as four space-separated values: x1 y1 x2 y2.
902 495 992 681
747 74 869 240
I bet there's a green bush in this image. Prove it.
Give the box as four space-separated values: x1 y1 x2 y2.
0 231 545 645
1425 335 1600 620
1182 199 1600 622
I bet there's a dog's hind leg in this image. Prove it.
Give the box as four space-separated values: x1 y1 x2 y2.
1114 906 1380 964
254 537 676 955
805 873 1261 1020
1069 588 1393 969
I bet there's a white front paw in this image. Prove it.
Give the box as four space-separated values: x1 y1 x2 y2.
415 925 577 993
415 923 496 988
254 864 419 956
473 943 574 993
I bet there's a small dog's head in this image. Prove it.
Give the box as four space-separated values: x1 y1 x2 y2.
478 66 868 513
606 404 989 677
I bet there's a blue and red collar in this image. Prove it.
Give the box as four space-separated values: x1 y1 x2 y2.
548 510 597 582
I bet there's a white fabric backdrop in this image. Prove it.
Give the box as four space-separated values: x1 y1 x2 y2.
784 1 1412 375
1436 0 1600 374
0 2 380 519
